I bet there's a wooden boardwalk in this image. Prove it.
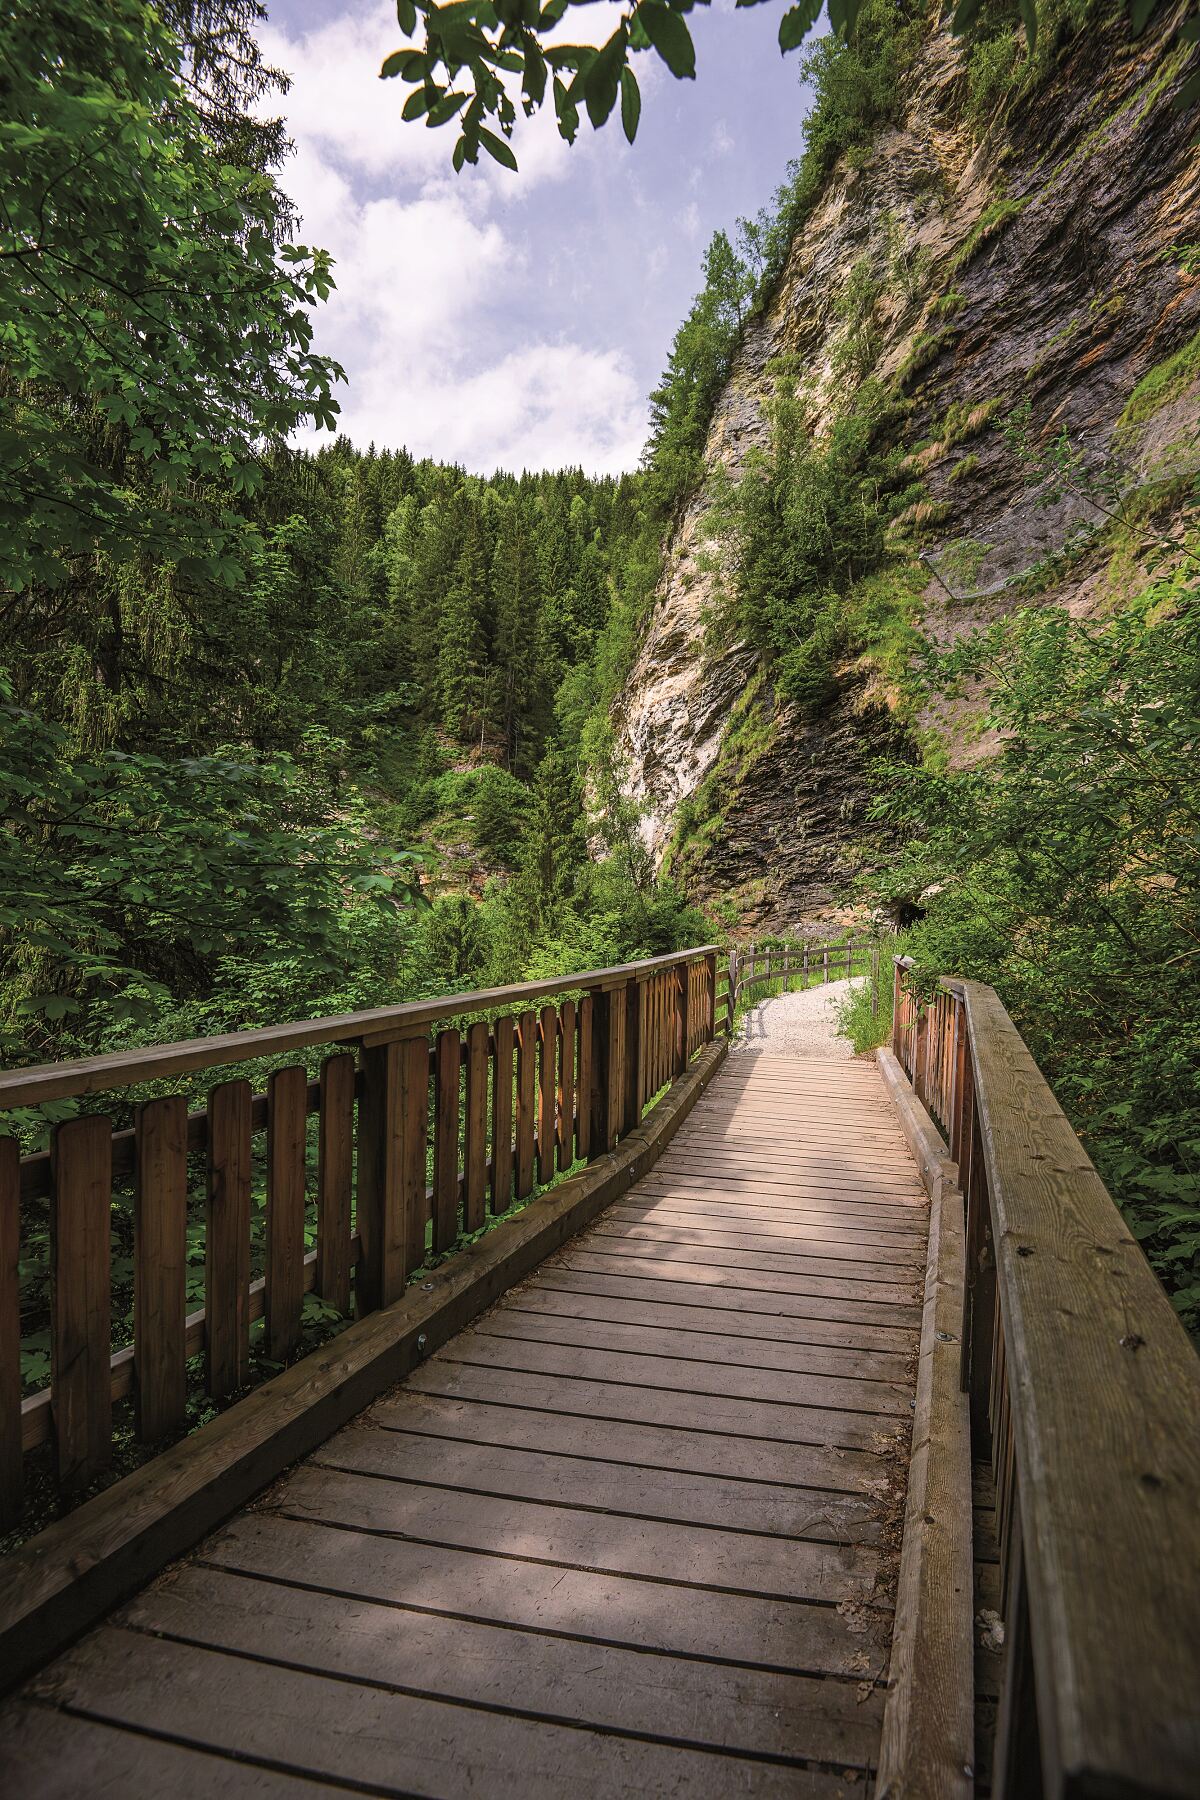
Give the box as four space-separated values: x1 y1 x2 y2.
1 1051 927 1797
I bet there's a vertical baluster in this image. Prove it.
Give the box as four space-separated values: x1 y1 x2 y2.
51 1115 112 1488
205 1080 250 1400
577 994 594 1161
463 1020 489 1233
515 1010 537 1198
316 1053 355 1316
356 1042 399 1315
400 1035 429 1276
677 963 691 1071
537 1005 556 1186
705 950 717 1041
134 1094 187 1441
266 1066 307 1365
0 1137 23 1525
433 1028 461 1253
491 1015 514 1212
602 984 625 1151
557 1001 576 1173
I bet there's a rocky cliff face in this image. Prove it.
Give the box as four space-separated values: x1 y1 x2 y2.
613 13 1200 934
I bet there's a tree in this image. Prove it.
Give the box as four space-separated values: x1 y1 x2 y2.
377 0 1194 175
0 0 343 606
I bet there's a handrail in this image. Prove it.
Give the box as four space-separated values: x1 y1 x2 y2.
892 959 1200 1799
0 946 720 1528
0 945 719 1111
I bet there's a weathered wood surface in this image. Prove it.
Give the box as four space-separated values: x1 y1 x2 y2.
0 1052 927 1796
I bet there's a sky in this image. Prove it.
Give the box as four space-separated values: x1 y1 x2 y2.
260 0 817 475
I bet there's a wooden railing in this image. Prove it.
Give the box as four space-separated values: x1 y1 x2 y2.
721 936 881 1027
892 958 1200 1800
0 946 719 1527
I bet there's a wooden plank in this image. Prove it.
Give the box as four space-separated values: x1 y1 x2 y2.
398 1034 429 1275
409 1359 902 1459
354 1040 399 1316
625 976 644 1125
205 1080 251 1400
550 1254 921 1327
475 1303 913 1385
51 1115 113 1488
463 1020 489 1234
0 1138 22 1525
270 1461 882 1603
122 1563 884 1769
265 1067 307 1365
589 1214 924 1268
876 1135 974 1800
315 1053 354 1316
206 1508 871 1677
962 979 1200 1798
32 1623 852 1799
491 1013 514 1213
604 983 625 1149
499 1283 916 1370
0 1704 347 1796
432 1028 460 1254
514 1009 536 1200
133 1095 187 1442
536 1004 555 1187
315 1419 883 1543
557 1238 920 1305
579 993 593 1159
556 999 575 1173
614 1194 927 1242
436 1329 911 1419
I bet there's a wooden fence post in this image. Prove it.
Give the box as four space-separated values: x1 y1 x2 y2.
134 1094 187 1443
704 950 718 1043
205 1081 250 1401
51 1115 114 1488
316 1053 355 1316
265 1066 307 1365
0 1137 21 1525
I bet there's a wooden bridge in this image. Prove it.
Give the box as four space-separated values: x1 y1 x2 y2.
0 945 1196 1797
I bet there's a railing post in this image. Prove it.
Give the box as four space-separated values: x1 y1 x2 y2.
870 942 880 1017
676 961 692 1071
802 944 809 988
704 949 717 1043
892 958 903 1059
624 975 645 1131
0 1138 21 1527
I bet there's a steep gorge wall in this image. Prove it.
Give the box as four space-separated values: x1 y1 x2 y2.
613 13 1200 933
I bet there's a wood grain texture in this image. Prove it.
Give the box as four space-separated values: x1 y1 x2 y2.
133 1096 187 1442
0 1139 22 1524
556 1000 576 1174
491 1013 514 1213
515 1009 536 1200
265 1067 308 1364
315 1053 354 1316
463 1020 489 1233
51 1115 114 1488
432 1028 461 1254
962 981 1200 1799
536 1005 556 1187
205 1080 251 1400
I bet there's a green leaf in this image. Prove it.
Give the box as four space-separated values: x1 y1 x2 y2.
1128 0 1159 32
396 0 418 30
478 124 518 169
620 65 642 143
1018 0 1037 49
583 27 628 128
636 2 696 78
778 0 821 52
402 84 437 120
381 49 408 78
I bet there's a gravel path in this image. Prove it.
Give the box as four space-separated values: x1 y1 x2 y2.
731 976 863 1060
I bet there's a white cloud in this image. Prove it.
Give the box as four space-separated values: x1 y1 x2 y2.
264 1 651 472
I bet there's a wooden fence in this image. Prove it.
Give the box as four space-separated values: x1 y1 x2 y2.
892 958 1200 1800
721 936 881 1026
0 947 719 1526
